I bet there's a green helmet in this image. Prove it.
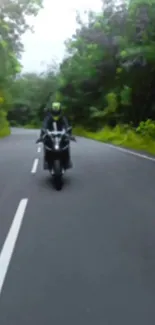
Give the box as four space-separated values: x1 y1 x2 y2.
51 102 62 121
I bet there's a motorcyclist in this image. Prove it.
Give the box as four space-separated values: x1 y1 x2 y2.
36 102 72 170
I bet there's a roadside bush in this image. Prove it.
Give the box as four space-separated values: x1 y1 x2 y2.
136 119 155 139
0 110 10 138
24 119 41 129
74 123 155 155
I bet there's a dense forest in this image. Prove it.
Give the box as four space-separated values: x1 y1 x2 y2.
1 0 155 152
0 0 43 136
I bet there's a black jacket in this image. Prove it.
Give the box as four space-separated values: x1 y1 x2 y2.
42 114 69 131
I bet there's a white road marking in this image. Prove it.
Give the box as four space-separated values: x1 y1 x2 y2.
0 198 28 295
104 143 155 162
37 146 41 153
31 158 39 173
79 135 155 162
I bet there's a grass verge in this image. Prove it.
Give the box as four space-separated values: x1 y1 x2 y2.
0 110 11 138
0 126 11 138
73 125 155 156
0 120 11 138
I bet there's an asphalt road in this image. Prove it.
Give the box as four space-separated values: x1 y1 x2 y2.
0 127 155 324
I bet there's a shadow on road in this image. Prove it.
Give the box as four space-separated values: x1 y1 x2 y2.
36 174 74 192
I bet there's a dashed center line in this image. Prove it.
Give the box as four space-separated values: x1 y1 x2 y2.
31 158 39 174
0 198 28 295
37 146 41 153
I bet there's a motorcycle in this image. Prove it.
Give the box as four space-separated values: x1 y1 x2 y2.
38 126 76 190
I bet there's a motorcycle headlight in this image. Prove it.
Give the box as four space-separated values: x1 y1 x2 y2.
55 144 59 150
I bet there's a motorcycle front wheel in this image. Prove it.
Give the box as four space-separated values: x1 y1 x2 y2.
53 160 63 191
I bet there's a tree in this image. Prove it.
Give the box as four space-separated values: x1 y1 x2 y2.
0 0 43 56
57 0 155 128
0 0 43 133
5 0 155 132
8 66 59 125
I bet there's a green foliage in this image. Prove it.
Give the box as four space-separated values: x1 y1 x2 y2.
120 86 132 106
136 119 155 138
0 110 10 138
74 124 155 155
8 66 59 125
56 0 155 128
0 0 43 138
0 126 10 138
103 92 118 118
2 0 155 155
